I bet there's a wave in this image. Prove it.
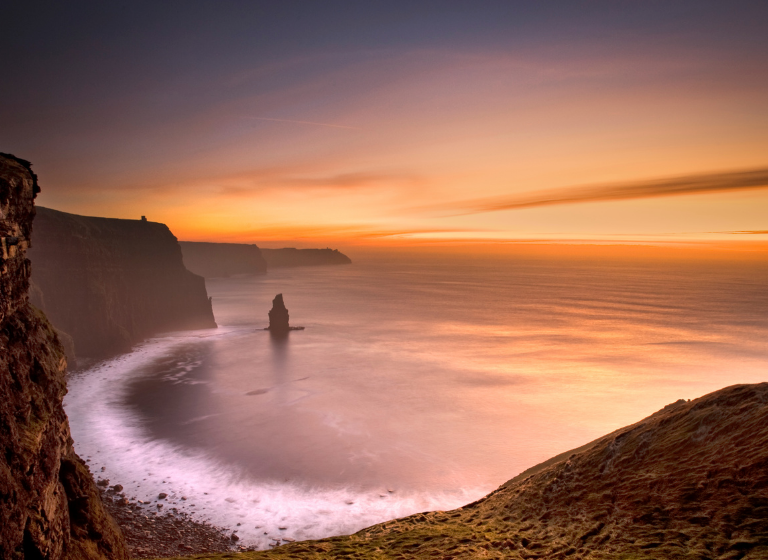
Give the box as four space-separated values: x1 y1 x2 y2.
64 331 485 549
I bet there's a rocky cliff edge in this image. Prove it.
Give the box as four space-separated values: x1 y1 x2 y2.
236 383 768 559
29 207 217 361
0 154 127 560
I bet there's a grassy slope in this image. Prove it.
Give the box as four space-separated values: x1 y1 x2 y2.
157 383 768 560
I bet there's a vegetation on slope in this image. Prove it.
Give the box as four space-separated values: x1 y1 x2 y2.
159 383 768 559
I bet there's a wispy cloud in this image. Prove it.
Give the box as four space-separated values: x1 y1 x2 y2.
276 172 419 189
213 170 421 196
187 224 483 244
246 117 361 130
723 230 768 235
430 167 768 216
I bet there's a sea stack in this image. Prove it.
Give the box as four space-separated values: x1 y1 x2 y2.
268 293 290 332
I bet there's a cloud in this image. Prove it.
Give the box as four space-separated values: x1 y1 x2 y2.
724 230 768 235
188 224 483 244
431 167 768 216
211 170 423 197
245 117 361 130
275 172 419 189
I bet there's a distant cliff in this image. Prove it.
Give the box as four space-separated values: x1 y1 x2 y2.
179 241 267 278
0 154 127 560
28 207 216 361
178 243 351 277
247 383 768 559
261 247 351 268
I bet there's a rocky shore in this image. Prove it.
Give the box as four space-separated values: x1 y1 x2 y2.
98 485 251 558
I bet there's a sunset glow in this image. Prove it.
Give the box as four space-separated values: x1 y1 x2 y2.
3 2 767 248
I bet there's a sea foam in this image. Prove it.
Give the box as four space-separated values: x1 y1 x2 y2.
64 330 483 549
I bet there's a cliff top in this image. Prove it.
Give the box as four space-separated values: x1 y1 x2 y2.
176 382 768 559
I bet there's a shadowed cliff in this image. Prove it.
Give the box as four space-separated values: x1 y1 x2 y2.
28 207 216 362
185 383 768 560
0 154 127 560
261 248 351 268
179 241 267 278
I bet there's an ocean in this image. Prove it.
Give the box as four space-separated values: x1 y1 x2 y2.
64 249 768 548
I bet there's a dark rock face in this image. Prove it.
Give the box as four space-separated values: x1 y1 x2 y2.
260 248 351 268
0 154 127 560
179 241 267 278
267 293 290 332
28 207 217 361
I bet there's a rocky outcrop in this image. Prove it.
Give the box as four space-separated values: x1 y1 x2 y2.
260 248 351 268
0 154 127 560
267 293 290 332
248 383 768 559
28 207 217 361
179 241 267 278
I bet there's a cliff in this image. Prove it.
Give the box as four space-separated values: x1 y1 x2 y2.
0 154 127 560
260 248 351 268
234 383 768 559
28 208 216 361
179 241 267 278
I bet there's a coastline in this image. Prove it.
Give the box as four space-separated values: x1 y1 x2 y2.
98 486 247 557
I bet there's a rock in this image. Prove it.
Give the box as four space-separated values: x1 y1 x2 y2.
267 293 290 332
158 493 168 499
97 478 110 486
0 153 128 559
230 534 239 541
112 484 123 492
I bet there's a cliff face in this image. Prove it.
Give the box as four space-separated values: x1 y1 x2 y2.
177 243 351 278
260 248 351 268
28 208 216 360
249 383 768 560
179 241 267 278
267 293 290 332
0 154 127 560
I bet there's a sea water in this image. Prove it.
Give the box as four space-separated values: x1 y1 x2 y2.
64 250 768 548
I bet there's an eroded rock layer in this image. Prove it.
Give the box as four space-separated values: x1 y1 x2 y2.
267 294 290 332
29 207 216 360
0 154 127 560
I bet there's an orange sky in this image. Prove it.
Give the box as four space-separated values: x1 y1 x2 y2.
4 3 768 249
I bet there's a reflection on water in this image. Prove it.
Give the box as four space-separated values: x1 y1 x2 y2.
65 252 768 547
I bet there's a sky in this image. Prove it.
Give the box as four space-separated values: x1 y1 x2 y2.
2 1 768 247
